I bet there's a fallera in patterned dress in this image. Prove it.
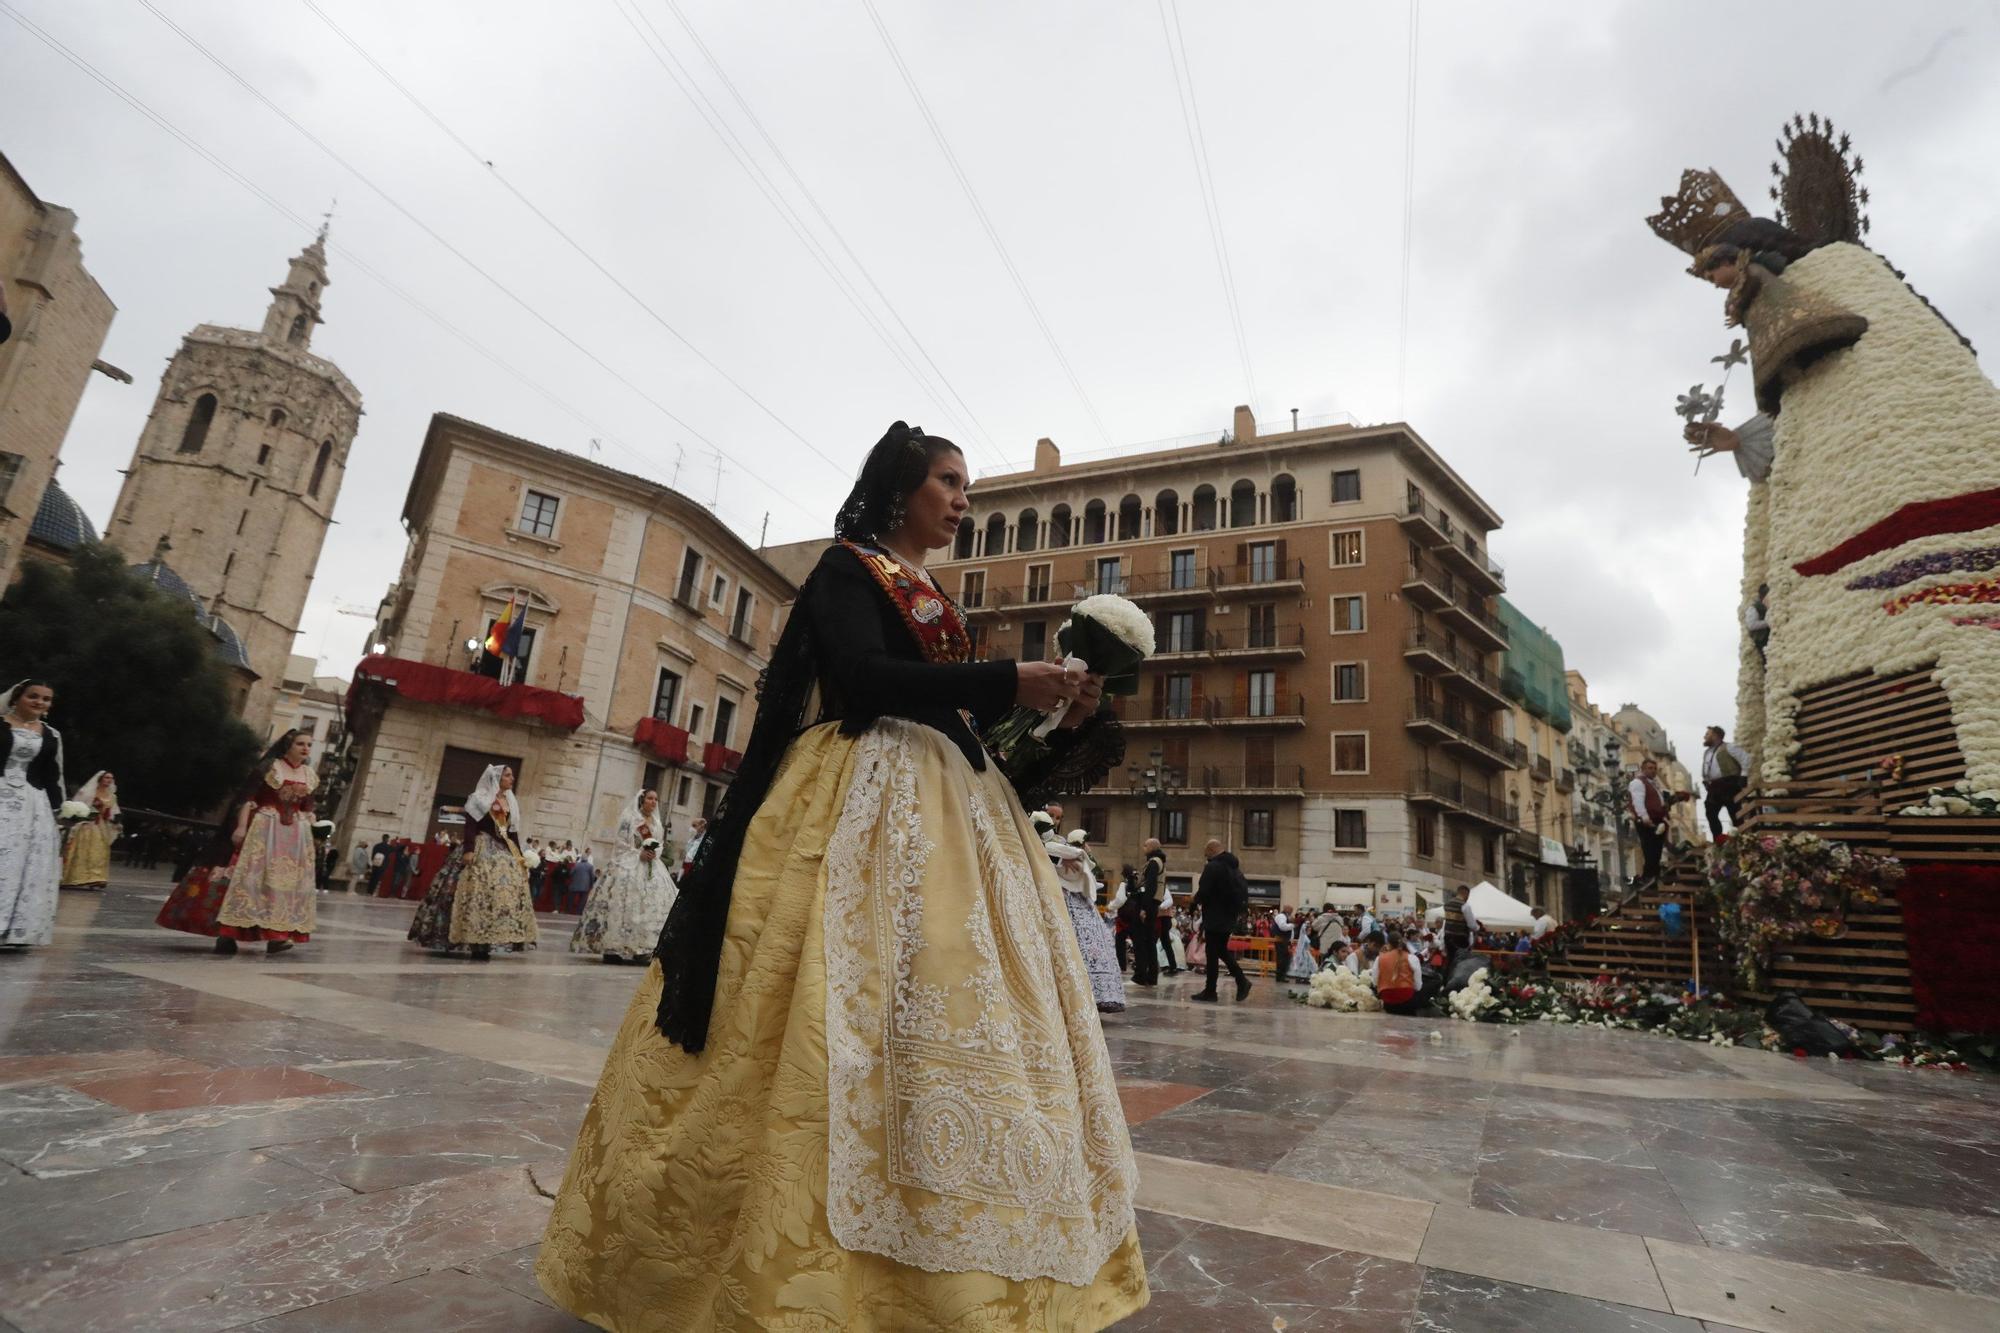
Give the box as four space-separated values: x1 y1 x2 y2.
570 788 678 963
59 771 119 890
409 763 538 958
535 425 1145 1331
1 681 64 949
156 731 319 955
1049 838 1125 1013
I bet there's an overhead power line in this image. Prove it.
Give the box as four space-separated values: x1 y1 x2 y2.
134 0 853 488
649 0 1005 464
292 0 841 478
1397 0 1422 417
860 0 1115 447
1156 0 1259 415
611 0 996 459
0 2 821 527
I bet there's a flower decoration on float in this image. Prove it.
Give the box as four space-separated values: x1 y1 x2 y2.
1704 830 1904 988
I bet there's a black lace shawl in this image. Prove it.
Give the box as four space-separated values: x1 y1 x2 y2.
650 544 1127 1053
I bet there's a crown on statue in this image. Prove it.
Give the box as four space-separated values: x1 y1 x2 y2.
1646 168 1749 256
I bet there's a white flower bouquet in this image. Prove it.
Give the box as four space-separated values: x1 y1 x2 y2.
1303 966 1382 1012
521 848 542 870
982 594 1155 775
1448 967 1499 1021
58 800 94 822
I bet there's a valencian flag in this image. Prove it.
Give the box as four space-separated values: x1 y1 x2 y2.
484 591 517 657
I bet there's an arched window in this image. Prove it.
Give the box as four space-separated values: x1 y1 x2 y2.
1190 485 1217 532
984 512 1008 557
308 441 333 498
179 393 217 454
268 408 286 429
1154 488 1180 537
1048 504 1072 548
953 517 975 559
1082 500 1107 544
1229 479 1257 528
1117 493 1143 541
1016 508 1039 553
1271 473 1298 523
288 314 308 345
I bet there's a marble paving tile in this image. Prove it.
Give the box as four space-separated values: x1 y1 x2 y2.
454 1244 564 1312
99 964 614 1087
1417 1203 1672 1312
1647 1235 2000 1333
0 1049 213 1088
70 1065 364 1113
1133 1151 1434 1263
1472 1152 1704 1243
1273 1113 1482 1208
234 1267 590 1330
267 1115 578 1192
0 1149 347 1261
1872 1203 2000 1300
0 1083 114 1127
1412 1270 1716 1333
1114 1079 1212 1127
1137 1222 1423 1332
1649 1149 1953 1286
0 1159 561 1333
1130 1102 1325 1170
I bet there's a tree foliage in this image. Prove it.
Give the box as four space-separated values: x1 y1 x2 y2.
0 545 261 813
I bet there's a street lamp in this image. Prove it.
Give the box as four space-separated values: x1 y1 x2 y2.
1123 746 1183 841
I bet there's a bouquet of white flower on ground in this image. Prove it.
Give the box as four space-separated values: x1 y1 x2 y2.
982 594 1154 784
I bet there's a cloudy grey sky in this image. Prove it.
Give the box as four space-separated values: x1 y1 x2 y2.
7 0 1999 764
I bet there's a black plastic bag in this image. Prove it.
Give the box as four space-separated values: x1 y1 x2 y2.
1765 993 1855 1057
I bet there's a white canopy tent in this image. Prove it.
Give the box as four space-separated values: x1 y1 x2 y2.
1468 881 1536 931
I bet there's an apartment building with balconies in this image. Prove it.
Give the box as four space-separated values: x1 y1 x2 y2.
933 405 1513 909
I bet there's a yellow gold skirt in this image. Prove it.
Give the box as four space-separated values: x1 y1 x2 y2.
535 720 1146 1331
60 819 113 889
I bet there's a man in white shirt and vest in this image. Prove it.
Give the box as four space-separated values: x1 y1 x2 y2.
1701 725 1752 842
1627 759 1691 887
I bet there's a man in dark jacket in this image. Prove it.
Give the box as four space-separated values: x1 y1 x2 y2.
1190 839 1252 1002
1130 839 1164 987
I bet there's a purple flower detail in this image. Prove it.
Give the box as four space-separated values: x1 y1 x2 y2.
1846 545 2000 591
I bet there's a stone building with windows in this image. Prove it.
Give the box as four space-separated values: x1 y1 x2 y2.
103 227 361 735
1497 600 1575 913
933 405 1515 910
333 413 793 864
270 653 348 747
1 152 117 590
1565 670 1640 894
1611 702 1704 849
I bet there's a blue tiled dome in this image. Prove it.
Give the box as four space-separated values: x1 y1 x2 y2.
128 558 253 672
27 479 98 551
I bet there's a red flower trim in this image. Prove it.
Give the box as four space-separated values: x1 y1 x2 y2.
1794 486 2000 578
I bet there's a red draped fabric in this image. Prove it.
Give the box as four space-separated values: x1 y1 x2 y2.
347 655 586 731
632 716 690 763
1898 863 2000 1032
703 744 743 775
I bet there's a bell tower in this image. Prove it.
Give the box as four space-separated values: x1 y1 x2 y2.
107 226 364 735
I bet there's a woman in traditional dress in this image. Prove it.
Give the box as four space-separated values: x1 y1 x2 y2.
536 423 1146 1332
1049 837 1125 1014
409 763 537 959
204 729 318 955
60 771 120 891
1284 911 1319 982
0 680 63 948
570 788 677 964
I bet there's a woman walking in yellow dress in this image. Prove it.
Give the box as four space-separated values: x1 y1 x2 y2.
211 729 318 955
59 771 119 890
408 763 538 959
536 423 1147 1331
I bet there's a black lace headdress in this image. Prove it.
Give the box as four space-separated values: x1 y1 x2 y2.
652 421 955 1053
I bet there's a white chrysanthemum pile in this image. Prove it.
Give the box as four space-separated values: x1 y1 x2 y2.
1898 780 2000 817
1067 594 1156 657
1747 243 2000 790
1447 968 1498 1021
58 801 93 821
1303 966 1381 1012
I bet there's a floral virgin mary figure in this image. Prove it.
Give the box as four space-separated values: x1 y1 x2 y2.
1651 152 2000 791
